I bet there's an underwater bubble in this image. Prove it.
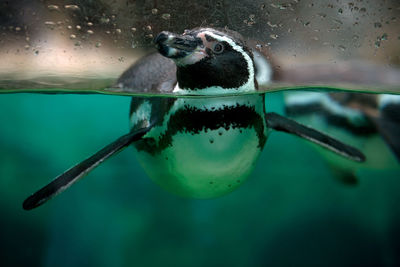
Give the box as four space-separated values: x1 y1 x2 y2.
145 25 152 31
65 5 80 11
24 45 30 50
381 33 388 40
34 50 39 55
161 13 171 20
95 42 101 48
76 25 81 30
131 27 137 32
67 25 72 30
267 21 278 28
317 13 327 18
360 7 366 12
151 8 158 15
87 22 93 26
338 45 346 51
338 8 343 14
374 22 382 28
75 41 81 46
69 34 76 39
115 29 122 34
87 30 94 35
15 27 21 32
209 138 214 144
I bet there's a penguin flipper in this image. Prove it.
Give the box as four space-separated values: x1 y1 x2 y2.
265 112 365 162
22 126 151 211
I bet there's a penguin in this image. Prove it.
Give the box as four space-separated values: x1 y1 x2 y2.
284 91 400 184
22 27 365 210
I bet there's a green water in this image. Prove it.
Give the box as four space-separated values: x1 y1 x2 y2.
1 92 400 266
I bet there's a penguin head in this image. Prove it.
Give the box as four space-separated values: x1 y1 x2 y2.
154 28 257 94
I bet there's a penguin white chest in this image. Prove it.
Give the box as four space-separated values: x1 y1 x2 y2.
130 95 268 198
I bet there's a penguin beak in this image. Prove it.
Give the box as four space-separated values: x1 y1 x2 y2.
155 31 199 59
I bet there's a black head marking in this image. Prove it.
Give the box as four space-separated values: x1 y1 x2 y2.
155 27 256 92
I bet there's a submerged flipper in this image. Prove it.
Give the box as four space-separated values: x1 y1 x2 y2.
23 126 151 210
372 103 400 162
265 112 365 162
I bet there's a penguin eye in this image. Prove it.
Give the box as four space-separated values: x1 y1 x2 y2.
212 43 224 54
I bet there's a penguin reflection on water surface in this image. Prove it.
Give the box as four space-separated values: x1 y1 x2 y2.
23 28 365 210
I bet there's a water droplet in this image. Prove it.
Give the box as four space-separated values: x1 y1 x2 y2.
100 17 110 24
95 42 101 48
151 8 158 15
115 29 122 34
161 13 171 20
333 19 343 25
65 5 80 11
87 22 93 26
48 5 60 11
131 27 137 33
270 34 278 40
69 34 76 39
374 22 382 28
338 45 346 51
87 30 94 34
76 25 81 30
44 21 56 29
34 50 39 55
67 25 72 30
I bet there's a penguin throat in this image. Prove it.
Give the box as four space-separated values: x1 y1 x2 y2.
174 61 257 95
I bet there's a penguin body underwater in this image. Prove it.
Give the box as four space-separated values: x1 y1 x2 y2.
23 27 365 210
284 91 400 184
